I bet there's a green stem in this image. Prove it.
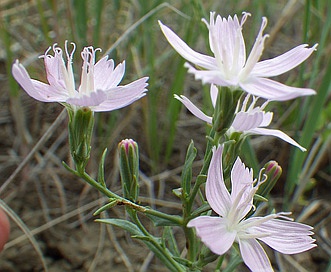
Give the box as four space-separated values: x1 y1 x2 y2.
187 128 215 212
181 129 215 264
184 225 197 262
64 164 183 225
131 211 186 272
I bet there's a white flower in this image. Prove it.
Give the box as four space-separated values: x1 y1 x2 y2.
175 84 306 151
187 145 316 272
12 41 148 112
159 12 317 101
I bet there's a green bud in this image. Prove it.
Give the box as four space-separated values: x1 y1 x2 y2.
118 139 139 202
212 86 242 136
257 160 282 198
67 106 94 173
172 188 183 198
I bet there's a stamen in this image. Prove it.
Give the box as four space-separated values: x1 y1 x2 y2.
241 94 251 111
248 96 258 111
65 40 76 63
52 43 62 56
240 17 269 81
240 12 251 27
260 17 268 34
202 11 215 28
227 183 253 224
79 46 99 96
39 46 52 59
80 50 89 95
231 16 244 75
240 212 292 230
260 100 269 110
238 231 271 240
234 96 242 113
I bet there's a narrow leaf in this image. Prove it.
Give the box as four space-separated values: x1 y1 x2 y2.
181 140 197 196
97 148 107 187
96 218 143 236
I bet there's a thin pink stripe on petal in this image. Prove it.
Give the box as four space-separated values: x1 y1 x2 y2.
185 63 236 86
31 80 68 101
187 216 235 255
259 111 273 127
174 95 212 123
229 157 254 219
206 145 231 217
239 238 273 272
259 235 316 254
12 60 66 102
251 44 318 77
251 219 316 254
159 21 217 70
240 77 316 101
231 110 264 131
94 58 125 90
66 89 107 107
241 17 268 79
210 84 218 108
94 57 115 89
231 157 253 199
250 128 306 151
92 77 148 112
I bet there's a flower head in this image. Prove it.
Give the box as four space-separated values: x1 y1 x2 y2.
12 41 148 112
159 12 317 101
118 139 140 202
175 85 306 151
187 145 316 271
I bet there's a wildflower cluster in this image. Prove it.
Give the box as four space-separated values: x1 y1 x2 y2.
11 10 317 272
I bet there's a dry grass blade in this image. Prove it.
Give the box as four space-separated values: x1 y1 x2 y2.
0 109 67 195
0 199 48 271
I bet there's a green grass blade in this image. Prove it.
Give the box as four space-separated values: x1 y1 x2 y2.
286 59 331 200
285 2 331 201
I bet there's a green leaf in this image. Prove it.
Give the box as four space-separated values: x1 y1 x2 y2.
97 148 108 187
142 240 185 272
196 174 207 186
223 250 243 272
181 140 197 196
253 194 268 203
172 256 192 267
189 203 211 219
146 214 182 227
93 199 118 215
98 219 184 271
163 226 180 257
197 245 220 268
96 218 143 236
133 235 161 244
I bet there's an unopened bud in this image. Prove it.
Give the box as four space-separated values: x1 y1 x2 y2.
68 107 94 173
257 161 282 198
212 86 242 136
118 139 139 202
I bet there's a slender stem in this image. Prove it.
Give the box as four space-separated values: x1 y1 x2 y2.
180 129 215 265
184 226 197 262
131 211 185 272
65 163 184 270
69 168 183 225
187 128 215 212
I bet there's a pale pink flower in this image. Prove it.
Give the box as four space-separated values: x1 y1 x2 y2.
159 12 317 101
12 42 148 112
175 84 306 151
187 145 316 272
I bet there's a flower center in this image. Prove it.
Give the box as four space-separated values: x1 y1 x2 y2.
79 46 102 96
64 41 76 97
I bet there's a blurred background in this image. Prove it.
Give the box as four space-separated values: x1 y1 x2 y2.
0 0 330 271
